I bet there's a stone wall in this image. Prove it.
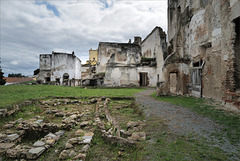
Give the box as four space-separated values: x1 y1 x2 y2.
97 42 141 73
160 0 240 109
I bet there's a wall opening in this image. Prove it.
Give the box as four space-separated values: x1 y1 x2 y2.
63 73 69 86
190 60 204 97
139 72 149 86
56 78 60 85
45 77 50 83
234 17 240 92
169 73 177 94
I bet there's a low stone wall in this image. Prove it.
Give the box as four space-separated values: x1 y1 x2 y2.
93 97 146 147
0 96 134 120
223 92 240 110
0 96 145 160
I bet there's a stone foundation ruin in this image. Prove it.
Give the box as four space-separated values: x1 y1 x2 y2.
0 97 146 160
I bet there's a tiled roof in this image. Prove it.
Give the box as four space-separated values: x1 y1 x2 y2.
3 77 34 83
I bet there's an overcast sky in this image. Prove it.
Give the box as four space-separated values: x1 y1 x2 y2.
0 0 167 76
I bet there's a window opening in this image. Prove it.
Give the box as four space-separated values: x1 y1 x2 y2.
234 17 240 91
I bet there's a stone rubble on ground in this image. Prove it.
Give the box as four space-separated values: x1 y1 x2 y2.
1 97 146 160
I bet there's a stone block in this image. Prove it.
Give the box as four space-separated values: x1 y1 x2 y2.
55 130 65 137
6 134 20 142
74 153 86 160
59 150 70 160
0 143 15 150
128 132 146 141
26 147 46 159
33 141 45 147
46 139 55 146
65 143 73 149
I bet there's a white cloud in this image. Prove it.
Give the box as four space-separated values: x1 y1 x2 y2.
10 61 19 65
0 0 167 76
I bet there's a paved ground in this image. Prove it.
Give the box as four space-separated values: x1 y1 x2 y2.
135 89 240 160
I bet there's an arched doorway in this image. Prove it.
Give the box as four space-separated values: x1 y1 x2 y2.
63 73 69 86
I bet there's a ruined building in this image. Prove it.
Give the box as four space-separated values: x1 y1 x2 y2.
97 27 167 87
81 49 98 80
81 49 100 86
158 0 240 108
37 51 81 86
87 49 97 66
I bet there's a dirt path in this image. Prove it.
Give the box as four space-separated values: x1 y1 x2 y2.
135 89 240 160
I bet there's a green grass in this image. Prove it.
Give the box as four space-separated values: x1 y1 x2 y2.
139 117 232 161
86 130 142 160
151 92 240 144
19 80 37 85
0 85 144 109
0 105 43 127
152 133 229 161
109 100 143 131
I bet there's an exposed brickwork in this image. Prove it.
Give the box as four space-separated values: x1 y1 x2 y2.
160 0 240 109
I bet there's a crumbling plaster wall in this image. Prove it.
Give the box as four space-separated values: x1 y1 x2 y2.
37 54 52 83
164 0 240 107
100 42 142 86
81 65 91 80
51 53 81 84
159 63 189 95
141 27 167 82
37 52 81 86
104 66 157 87
97 42 141 73
99 27 167 87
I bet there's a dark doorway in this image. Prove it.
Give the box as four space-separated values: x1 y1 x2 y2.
139 72 149 86
234 17 240 91
56 78 60 85
45 77 50 83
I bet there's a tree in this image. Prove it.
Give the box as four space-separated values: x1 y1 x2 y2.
0 69 6 85
8 73 26 77
34 69 39 75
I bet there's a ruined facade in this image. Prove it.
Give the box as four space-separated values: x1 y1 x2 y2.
158 0 240 108
141 27 167 85
97 27 167 87
81 49 97 80
37 51 81 86
86 49 97 66
81 49 100 86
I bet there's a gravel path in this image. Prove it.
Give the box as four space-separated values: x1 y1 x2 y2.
135 89 240 160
